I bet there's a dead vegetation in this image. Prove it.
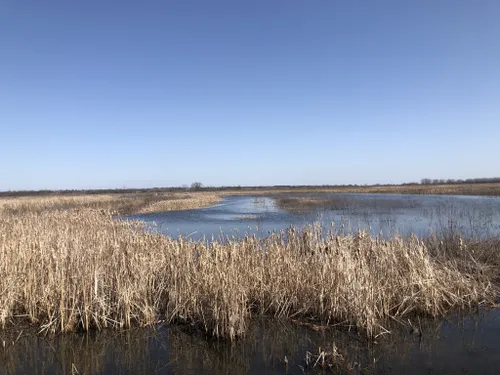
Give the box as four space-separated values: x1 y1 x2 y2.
0 195 497 340
0 192 222 215
276 197 349 212
275 195 419 213
222 182 500 197
135 193 222 214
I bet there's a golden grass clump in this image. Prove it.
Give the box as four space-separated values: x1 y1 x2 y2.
0 192 222 215
0 195 118 214
0 204 496 340
136 193 222 213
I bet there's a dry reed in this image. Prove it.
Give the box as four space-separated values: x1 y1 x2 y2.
222 183 500 197
136 194 222 213
0 199 497 340
0 192 222 215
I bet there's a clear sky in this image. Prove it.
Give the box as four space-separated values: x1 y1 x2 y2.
1 1 499 190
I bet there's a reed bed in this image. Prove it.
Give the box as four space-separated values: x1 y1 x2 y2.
358 182 500 197
1 197 497 341
275 196 419 212
0 194 118 214
136 194 222 213
0 192 222 215
222 182 500 197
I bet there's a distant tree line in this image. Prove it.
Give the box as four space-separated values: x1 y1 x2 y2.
420 177 500 185
0 184 364 197
1 178 499 197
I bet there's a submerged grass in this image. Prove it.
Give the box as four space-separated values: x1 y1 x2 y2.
275 195 419 213
0 196 498 341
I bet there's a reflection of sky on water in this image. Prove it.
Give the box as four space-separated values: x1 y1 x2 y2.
127 194 500 241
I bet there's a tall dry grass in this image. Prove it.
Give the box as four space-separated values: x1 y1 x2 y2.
135 193 222 213
0 201 497 340
0 192 221 215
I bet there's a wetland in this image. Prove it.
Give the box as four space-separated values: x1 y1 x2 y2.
1 190 500 374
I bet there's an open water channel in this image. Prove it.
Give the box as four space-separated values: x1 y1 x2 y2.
129 193 500 240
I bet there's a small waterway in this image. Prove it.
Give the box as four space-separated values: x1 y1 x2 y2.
127 193 500 240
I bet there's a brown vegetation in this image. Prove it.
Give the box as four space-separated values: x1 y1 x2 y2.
135 193 222 214
0 197 497 340
339 183 500 197
0 192 222 215
3 181 500 200
222 182 500 197
275 195 420 212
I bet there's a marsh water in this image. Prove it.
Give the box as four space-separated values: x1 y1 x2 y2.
2 193 500 374
2 309 500 374
129 193 500 240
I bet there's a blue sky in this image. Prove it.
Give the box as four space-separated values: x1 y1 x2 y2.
1 1 499 190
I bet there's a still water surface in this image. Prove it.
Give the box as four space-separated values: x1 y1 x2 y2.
3 309 500 374
129 193 500 240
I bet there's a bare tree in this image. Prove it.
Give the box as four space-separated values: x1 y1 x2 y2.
190 182 203 191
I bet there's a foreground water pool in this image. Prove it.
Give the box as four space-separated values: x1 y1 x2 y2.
127 193 500 240
2 308 500 374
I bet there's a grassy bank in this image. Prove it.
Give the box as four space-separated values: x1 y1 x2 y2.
335 182 500 197
0 199 498 340
222 182 500 197
0 192 222 215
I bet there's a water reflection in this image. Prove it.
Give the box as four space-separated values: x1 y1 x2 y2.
127 194 500 241
2 309 500 374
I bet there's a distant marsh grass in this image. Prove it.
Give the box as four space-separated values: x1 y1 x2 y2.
0 192 222 215
275 196 419 212
0 196 498 340
223 182 500 197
